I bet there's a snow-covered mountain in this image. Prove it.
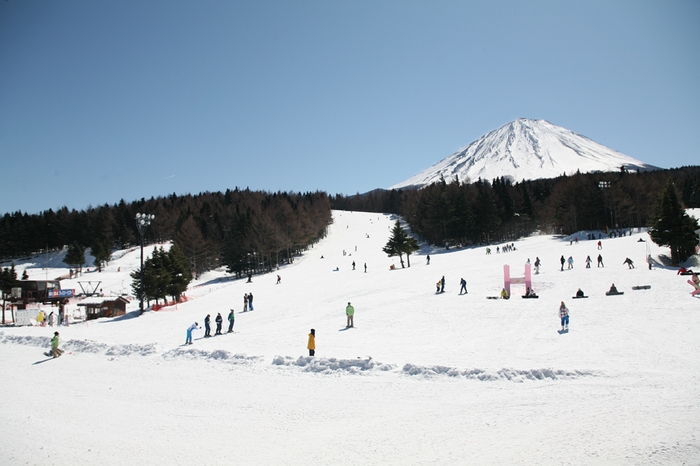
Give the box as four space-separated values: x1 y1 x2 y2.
391 118 658 188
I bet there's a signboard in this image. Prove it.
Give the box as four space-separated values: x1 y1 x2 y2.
48 289 75 298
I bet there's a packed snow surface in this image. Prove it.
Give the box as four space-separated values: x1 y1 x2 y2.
391 118 657 188
1 211 699 465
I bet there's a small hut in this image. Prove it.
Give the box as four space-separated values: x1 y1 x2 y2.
77 296 130 320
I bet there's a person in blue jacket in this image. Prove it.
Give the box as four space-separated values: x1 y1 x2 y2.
185 322 200 345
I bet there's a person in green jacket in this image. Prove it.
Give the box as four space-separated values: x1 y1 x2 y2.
345 302 355 328
50 331 63 358
227 309 235 333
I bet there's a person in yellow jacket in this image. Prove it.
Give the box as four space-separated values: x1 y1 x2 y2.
500 288 510 300
307 329 315 356
37 310 45 326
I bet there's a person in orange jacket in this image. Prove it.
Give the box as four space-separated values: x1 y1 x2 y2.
307 329 316 357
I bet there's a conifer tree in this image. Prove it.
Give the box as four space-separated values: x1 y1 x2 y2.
649 181 700 265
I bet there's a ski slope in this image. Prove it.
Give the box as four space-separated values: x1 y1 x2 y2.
1 210 699 465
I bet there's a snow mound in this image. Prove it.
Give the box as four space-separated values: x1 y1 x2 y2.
0 332 50 347
272 355 395 374
162 347 263 364
401 363 598 381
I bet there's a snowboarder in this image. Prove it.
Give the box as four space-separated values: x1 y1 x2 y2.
352 261 356 270
276 275 281 284
37 310 45 326
426 255 431 265
345 302 355 328
576 288 585 298
585 255 592 269
597 240 602 250
500 288 510 299
307 329 316 356
559 302 569 331
608 283 619 294
248 293 254 311
440 276 445 293
560 255 565 271
435 280 441 293
227 310 235 333
185 322 200 344
204 314 211 337
623 258 635 269
459 278 468 295
364 263 367 273
50 331 63 358
597 254 604 268
567 256 574 269
534 257 541 274
243 293 249 312
215 312 223 335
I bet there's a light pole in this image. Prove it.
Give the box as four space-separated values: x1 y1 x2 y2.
135 213 155 314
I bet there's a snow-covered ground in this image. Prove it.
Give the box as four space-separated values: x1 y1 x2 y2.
1 211 699 465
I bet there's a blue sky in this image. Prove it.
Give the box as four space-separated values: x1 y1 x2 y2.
1 0 698 215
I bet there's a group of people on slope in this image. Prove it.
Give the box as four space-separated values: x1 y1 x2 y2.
186 310 235 344
243 293 254 312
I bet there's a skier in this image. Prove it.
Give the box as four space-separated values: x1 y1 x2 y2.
597 254 604 268
560 255 565 271
585 255 592 269
276 275 281 284
559 302 569 331
307 329 316 356
623 258 635 269
185 322 200 345
50 331 63 358
459 278 468 295
248 293 254 311
204 314 211 337
345 302 355 328
567 256 574 269
215 312 223 335
227 310 235 333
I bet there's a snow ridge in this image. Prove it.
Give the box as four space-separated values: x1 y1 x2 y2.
272 355 395 374
402 363 598 381
391 118 657 188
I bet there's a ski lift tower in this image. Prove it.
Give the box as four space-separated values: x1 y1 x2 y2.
135 213 155 314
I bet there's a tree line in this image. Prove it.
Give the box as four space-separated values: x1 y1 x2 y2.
333 166 700 261
0 188 332 279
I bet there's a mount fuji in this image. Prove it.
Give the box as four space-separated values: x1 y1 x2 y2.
391 118 658 188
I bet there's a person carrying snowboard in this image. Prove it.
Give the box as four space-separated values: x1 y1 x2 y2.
559 302 569 331
307 329 316 356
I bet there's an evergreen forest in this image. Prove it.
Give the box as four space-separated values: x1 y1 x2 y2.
0 189 332 279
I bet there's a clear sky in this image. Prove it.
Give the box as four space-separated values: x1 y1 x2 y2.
1 0 698 215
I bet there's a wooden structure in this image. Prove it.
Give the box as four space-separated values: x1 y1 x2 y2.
77 296 130 320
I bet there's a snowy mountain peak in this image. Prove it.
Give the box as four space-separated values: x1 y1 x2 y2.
391 119 657 188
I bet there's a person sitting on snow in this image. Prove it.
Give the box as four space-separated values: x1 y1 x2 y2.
608 283 619 294
500 288 510 300
576 288 585 298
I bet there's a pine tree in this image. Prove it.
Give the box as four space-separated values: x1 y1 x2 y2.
649 181 700 265
383 221 408 268
64 242 86 274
